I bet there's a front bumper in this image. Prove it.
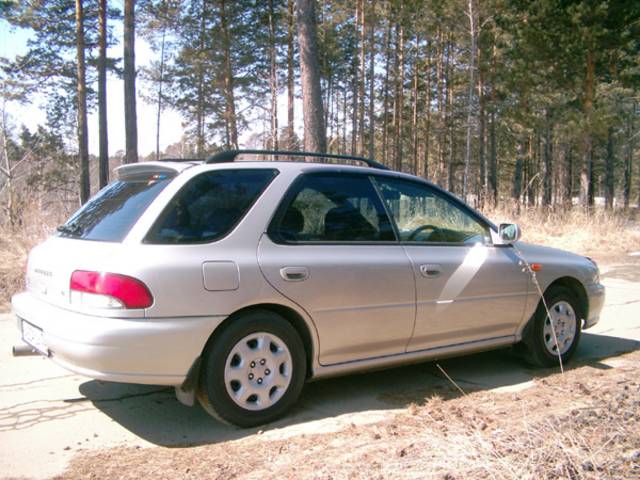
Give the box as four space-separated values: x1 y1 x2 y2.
584 282 605 329
12 291 226 385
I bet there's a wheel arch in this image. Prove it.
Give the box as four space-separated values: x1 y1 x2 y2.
518 275 589 342
202 303 316 379
545 276 589 323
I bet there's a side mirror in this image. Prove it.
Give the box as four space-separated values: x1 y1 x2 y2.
498 223 521 244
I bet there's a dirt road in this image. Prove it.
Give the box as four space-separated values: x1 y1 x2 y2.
1 259 639 479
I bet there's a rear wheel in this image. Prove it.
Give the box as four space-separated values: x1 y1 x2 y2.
198 310 306 427
521 286 583 368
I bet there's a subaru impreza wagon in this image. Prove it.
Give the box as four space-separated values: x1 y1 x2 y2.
12 149 605 427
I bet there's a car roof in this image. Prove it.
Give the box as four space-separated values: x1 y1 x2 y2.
116 158 452 199
122 158 418 178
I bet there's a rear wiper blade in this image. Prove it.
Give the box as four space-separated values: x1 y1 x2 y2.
56 223 83 236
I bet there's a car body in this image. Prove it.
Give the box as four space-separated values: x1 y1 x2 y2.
12 150 605 426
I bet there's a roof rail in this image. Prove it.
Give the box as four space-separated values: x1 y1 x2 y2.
204 149 389 170
158 157 203 163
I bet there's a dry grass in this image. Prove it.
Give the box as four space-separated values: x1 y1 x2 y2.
0 206 65 308
484 206 640 262
57 351 640 479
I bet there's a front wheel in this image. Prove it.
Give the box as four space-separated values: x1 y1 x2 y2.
198 309 306 427
521 286 583 368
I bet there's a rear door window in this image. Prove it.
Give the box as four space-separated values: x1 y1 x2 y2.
271 173 396 242
145 169 278 244
57 172 175 242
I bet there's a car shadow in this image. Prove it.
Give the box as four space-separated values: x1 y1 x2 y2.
78 331 639 448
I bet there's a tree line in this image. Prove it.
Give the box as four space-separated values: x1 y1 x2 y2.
1 0 639 219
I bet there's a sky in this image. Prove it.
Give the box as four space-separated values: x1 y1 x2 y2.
0 16 299 158
0 18 186 157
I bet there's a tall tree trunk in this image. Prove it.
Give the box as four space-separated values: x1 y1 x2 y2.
98 0 109 187
489 105 497 206
341 88 347 153
381 19 391 165
124 0 138 163
349 1 358 155
286 0 295 148
444 34 453 190
446 64 454 193
0 98 16 225
367 8 375 159
562 145 573 208
326 75 333 148
488 33 498 206
155 28 166 161
356 0 365 155
542 110 553 207
513 141 524 208
435 25 443 182
422 39 432 179
580 47 595 207
195 3 206 156
580 134 594 207
268 0 279 150
296 0 326 153
462 0 476 200
605 126 615 209
393 10 404 172
75 0 90 202
437 29 448 186
220 0 238 149
411 33 419 175
350 47 358 154
477 45 485 206
624 102 635 209
526 134 535 207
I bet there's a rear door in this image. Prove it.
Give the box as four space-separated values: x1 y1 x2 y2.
372 176 529 351
257 172 416 366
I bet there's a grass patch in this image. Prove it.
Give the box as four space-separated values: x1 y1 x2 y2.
484 206 640 262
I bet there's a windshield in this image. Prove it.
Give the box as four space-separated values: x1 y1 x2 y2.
57 172 175 242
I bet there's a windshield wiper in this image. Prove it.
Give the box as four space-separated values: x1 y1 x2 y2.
56 222 84 237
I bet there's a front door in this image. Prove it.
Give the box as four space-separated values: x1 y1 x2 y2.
372 176 529 351
258 172 415 365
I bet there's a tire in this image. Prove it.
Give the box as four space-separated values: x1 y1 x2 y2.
198 309 306 427
521 286 583 368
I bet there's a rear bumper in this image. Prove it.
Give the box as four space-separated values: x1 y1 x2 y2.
11 291 226 385
584 282 605 329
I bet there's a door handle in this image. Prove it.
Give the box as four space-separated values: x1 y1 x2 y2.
280 267 309 282
419 264 442 278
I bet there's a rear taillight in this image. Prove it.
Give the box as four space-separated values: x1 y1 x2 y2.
70 270 153 309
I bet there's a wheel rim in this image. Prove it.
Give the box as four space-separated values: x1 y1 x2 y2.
223 332 293 411
543 300 577 356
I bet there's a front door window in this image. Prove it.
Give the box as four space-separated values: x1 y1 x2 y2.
373 177 490 244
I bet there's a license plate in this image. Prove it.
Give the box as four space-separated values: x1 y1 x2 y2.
21 320 49 356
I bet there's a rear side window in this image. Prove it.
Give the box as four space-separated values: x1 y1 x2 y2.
57 173 175 242
271 173 395 242
145 169 278 244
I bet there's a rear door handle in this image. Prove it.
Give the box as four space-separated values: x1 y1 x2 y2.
280 267 309 282
419 264 442 278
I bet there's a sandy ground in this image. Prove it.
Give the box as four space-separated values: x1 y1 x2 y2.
0 259 639 479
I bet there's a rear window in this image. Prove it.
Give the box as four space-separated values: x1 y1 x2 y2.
144 169 278 244
57 173 175 242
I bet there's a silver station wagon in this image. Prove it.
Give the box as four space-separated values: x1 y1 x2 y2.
13 150 605 427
